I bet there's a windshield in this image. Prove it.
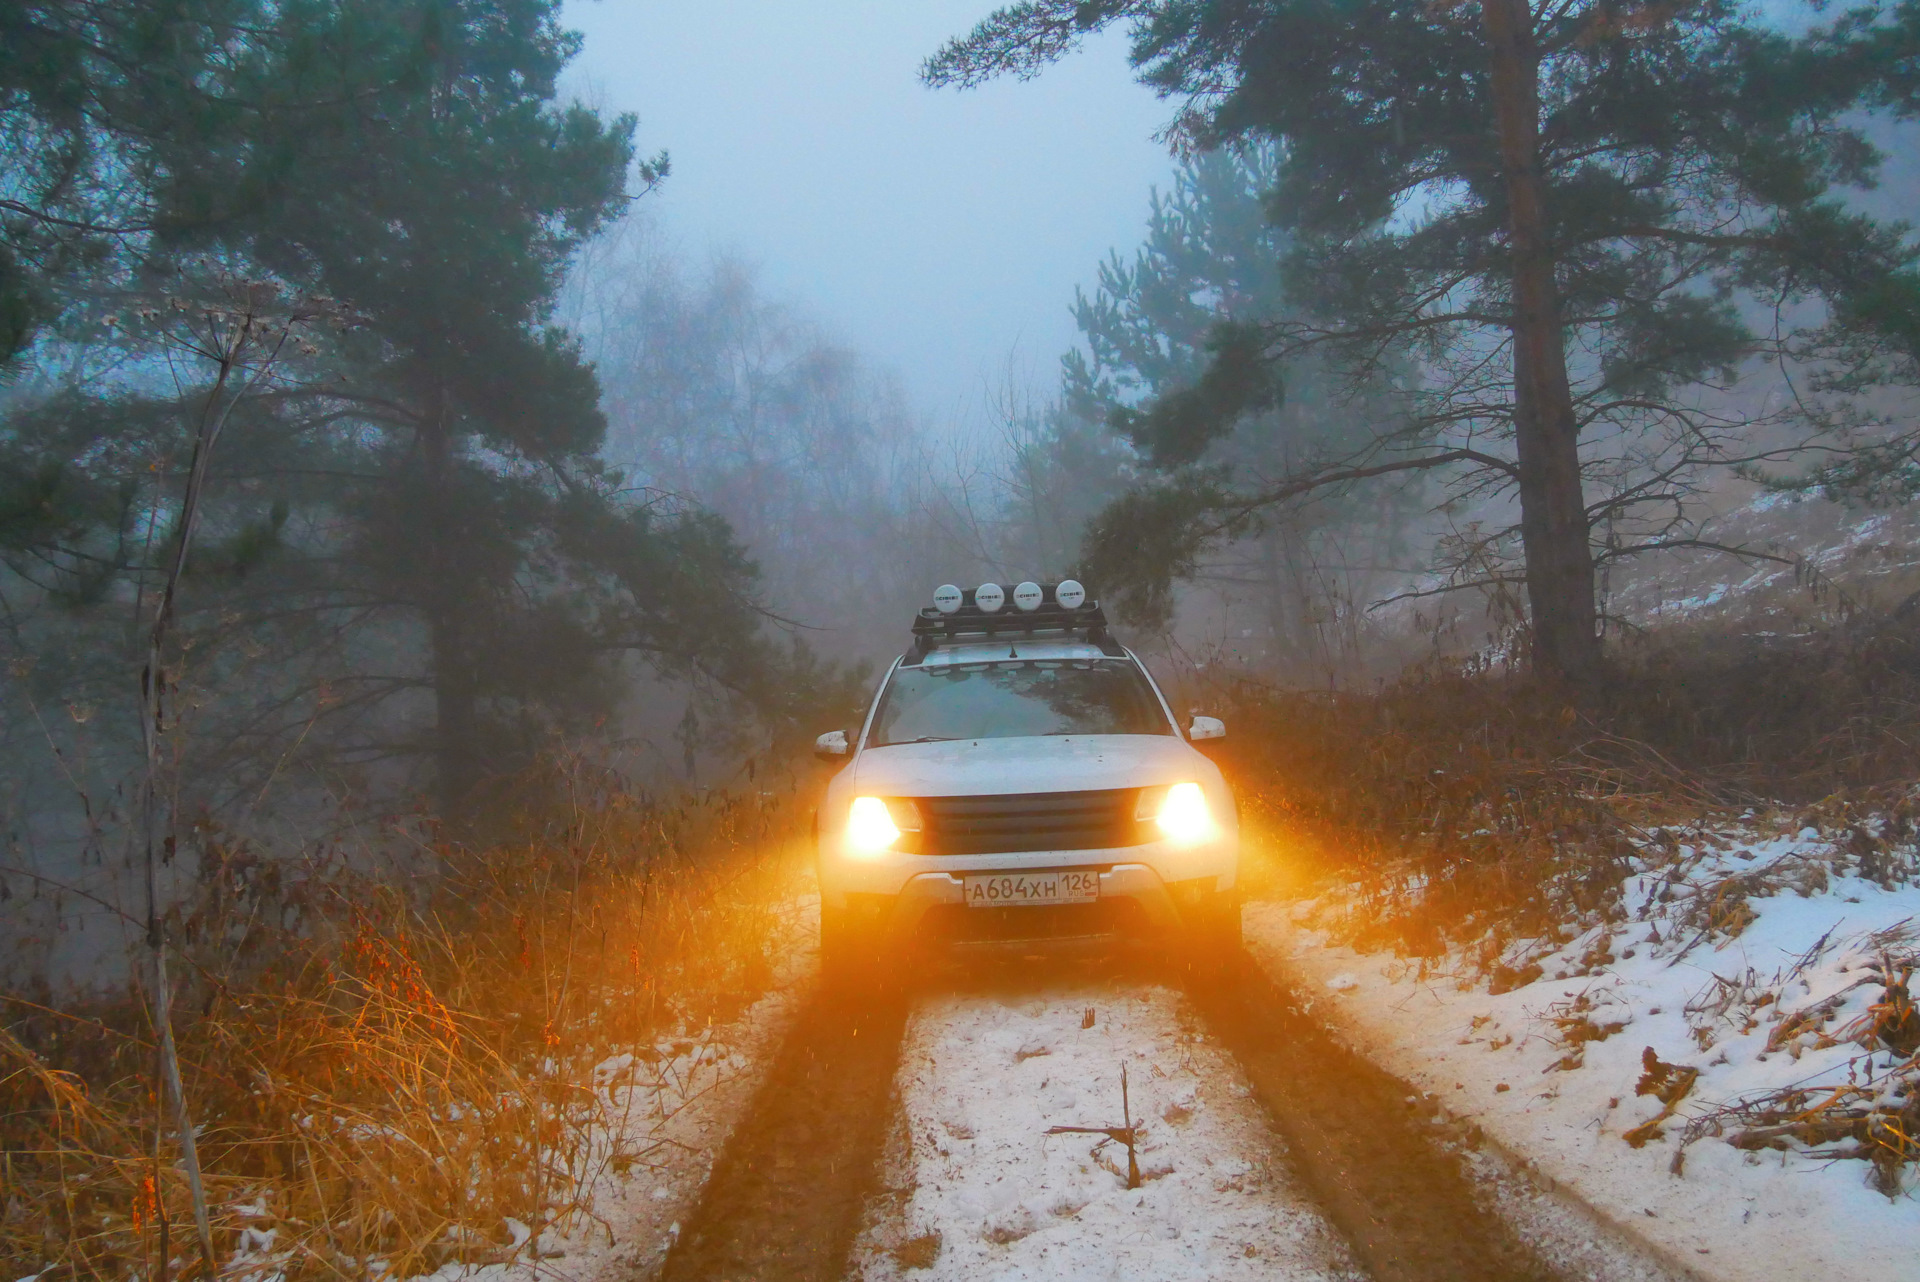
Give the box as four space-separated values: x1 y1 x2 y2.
868 659 1172 746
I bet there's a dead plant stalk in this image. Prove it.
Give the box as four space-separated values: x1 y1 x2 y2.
136 282 305 1275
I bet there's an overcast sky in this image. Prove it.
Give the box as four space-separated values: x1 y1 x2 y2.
560 1 1177 431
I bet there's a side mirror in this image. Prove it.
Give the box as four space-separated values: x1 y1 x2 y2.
813 729 850 760
1187 715 1225 742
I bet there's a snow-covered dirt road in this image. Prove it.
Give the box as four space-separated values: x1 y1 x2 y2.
651 945 1687 1282
851 980 1360 1282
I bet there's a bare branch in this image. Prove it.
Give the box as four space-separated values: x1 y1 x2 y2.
1594 539 1796 566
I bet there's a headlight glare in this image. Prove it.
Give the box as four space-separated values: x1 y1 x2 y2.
846 796 899 856
1140 781 1213 843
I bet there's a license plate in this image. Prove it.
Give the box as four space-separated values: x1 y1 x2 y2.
963 870 1100 907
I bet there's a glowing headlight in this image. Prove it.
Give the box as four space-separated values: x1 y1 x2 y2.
845 796 921 858
1137 782 1215 843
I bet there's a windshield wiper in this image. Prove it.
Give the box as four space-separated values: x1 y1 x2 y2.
899 735 958 743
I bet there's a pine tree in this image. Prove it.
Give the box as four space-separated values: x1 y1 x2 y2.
930 0 1920 684
152 0 755 815
1 1 782 821
0 0 262 365
1059 144 1414 668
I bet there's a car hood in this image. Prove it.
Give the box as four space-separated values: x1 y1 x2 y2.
846 734 1215 797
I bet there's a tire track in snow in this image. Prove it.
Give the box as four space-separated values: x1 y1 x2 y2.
1191 957 1608 1282
657 985 910 1282
652 940 1681 1282
852 972 1362 1281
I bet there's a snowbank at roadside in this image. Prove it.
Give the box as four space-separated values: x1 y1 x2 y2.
1245 821 1920 1282
853 984 1361 1282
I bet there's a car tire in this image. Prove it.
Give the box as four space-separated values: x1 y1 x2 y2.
1181 890 1241 980
819 904 876 989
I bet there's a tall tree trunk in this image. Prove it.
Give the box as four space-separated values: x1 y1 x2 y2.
1481 0 1600 685
419 391 479 821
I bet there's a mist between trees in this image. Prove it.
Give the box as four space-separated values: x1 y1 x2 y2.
1 0 1919 1268
4 0 1920 991
934 0 1920 684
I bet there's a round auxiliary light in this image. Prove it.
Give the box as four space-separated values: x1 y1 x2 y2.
1055 579 1086 610
1012 580 1043 612
932 583 964 614
974 582 1006 613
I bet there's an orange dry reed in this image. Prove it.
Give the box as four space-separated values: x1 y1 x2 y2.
1 764 813 1281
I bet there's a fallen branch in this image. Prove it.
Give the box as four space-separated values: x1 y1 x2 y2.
1045 1063 1142 1188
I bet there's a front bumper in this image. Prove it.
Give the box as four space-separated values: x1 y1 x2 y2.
907 862 1178 934
816 835 1237 943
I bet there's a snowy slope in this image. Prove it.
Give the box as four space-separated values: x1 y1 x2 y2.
1246 822 1920 1282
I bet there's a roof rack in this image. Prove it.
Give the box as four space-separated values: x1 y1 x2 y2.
906 583 1121 662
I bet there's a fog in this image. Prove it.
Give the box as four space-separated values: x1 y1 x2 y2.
3 0 1917 995
561 0 1177 433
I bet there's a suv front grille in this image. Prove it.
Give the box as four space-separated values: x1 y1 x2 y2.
915 789 1145 856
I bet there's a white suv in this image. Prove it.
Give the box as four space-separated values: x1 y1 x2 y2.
812 581 1239 974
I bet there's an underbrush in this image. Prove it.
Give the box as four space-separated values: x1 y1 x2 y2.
1224 607 1920 961
1675 915 1919 1196
1 762 813 1280
1218 607 1920 1189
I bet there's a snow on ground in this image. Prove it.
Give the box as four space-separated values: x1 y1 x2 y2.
542 893 818 1282
853 983 1361 1282
1608 488 1920 624
1245 823 1920 1282
553 944 814 1280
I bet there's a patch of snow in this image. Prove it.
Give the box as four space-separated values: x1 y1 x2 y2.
1667 583 1732 614
1245 821 1920 1282
854 986 1360 1281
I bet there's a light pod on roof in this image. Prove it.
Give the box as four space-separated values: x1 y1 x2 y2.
1055 579 1086 609
1012 581 1043 611
974 582 1005 613
932 583 963 614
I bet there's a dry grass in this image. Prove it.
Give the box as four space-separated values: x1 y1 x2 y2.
1214 607 1920 1188
1680 923 1920 1195
1218 607 1920 968
1230 653 1920 1199
1222 663 1642 967
1 759 814 1280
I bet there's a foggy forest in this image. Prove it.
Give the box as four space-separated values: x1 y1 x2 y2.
4 1 1920 1279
